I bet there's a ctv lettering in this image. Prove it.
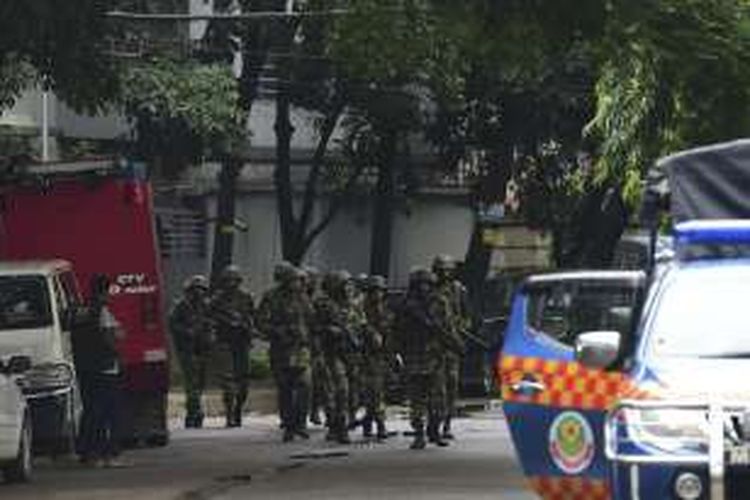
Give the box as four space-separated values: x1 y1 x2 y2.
110 274 157 296
116 273 147 286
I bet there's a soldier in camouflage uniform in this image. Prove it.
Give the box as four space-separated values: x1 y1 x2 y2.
210 265 256 428
303 266 327 426
343 272 366 427
170 275 214 429
315 271 353 444
397 268 460 450
258 267 313 442
257 262 294 433
361 275 392 440
433 255 471 440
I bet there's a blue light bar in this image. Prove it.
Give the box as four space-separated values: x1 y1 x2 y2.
674 220 750 245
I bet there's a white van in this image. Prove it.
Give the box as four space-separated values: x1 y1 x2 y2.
0 355 32 483
0 261 81 456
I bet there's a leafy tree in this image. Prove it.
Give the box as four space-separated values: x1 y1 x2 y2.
587 0 750 203
0 0 120 112
324 0 469 277
197 0 284 279
118 59 244 177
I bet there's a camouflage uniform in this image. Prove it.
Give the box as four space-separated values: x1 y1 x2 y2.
303 267 327 426
257 262 295 429
315 272 353 444
169 275 214 428
210 266 256 428
433 255 471 439
398 269 458 450
361 275 392 439
343 274 367 426
258 268 313 442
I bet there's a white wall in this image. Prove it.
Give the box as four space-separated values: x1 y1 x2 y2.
198 189 474 298
390 197 475 283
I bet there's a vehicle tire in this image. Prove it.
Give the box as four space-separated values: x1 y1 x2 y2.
4 415 32 483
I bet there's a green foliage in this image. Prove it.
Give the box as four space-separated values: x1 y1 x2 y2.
329 0 471 100
122 60 242 145
586 0 750 205
119 59 243 173
0 0 120 112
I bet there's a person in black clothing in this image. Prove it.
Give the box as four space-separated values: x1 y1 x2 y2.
73 274 129 467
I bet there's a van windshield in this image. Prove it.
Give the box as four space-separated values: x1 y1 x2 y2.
0 276 53 330
648 270 750 358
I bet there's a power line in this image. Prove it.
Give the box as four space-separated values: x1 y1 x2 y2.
105 9 353 21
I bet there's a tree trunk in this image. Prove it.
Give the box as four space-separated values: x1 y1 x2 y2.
274 87 302 264
210 158 243 283
369 131 397 277
461 146 513 305
461 221 491 308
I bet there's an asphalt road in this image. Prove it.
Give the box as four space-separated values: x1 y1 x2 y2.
2 407 535 500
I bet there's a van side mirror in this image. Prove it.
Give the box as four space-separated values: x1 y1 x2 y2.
7 356 32 375
575 331 621 369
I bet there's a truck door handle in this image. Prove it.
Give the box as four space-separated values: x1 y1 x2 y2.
510 378 546 396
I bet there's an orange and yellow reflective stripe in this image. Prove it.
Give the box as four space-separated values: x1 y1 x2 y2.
499 355 650 411
528 475 609 500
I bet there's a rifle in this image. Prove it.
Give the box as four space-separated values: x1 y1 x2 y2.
461 328 489 350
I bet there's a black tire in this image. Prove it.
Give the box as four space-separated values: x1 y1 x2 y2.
4 415 32 483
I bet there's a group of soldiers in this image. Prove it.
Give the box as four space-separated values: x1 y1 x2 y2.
169 255 471 451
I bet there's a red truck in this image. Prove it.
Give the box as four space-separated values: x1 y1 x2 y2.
0 159 170 446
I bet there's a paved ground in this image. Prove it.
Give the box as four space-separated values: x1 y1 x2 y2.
1 405 534 500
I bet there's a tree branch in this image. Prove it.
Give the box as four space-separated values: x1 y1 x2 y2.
298 99 346 237
300 161 367 253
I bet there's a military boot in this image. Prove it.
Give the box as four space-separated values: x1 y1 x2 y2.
410 431 426 450
223 395 237 428
231 406 243 428
442 418 455 440
362 417 373 439
184 415 197 429
232 394 247 427
185 412 204 429
283 429 295 443
428 419 449 447
376 419 388 441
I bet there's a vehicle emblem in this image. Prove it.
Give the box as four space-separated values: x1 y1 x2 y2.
548 411 595 475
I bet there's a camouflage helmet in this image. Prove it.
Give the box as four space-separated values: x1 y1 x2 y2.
355 273 369 288
409 267 436 286
432 254 456 272
184 274 209 291
273 261 295 282
221 265 243 283
291 267 307 281
322 270 348 293
367 275 388 291
303 266 320 278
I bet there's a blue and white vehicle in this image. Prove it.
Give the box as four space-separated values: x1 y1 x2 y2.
499 140 750 499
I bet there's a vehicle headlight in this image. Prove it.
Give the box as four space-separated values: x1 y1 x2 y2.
611 406 709 454
21 363 74 391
